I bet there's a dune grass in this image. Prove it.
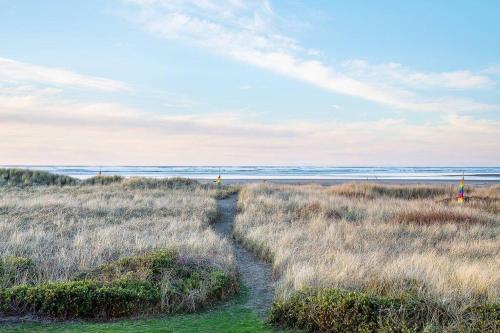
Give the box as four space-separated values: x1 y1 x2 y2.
235 182 499 331
0 182 234 283
0 168 78 187
0 179 238 320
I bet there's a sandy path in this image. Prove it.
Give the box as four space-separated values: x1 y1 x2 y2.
214 195 275 317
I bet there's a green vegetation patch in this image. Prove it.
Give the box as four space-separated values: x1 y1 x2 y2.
1 308 273 333
1 287 272 333
270 288 499 333
0 169 78 187
0 251 238 320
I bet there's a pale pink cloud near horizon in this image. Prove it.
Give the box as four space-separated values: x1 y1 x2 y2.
2 95 499 165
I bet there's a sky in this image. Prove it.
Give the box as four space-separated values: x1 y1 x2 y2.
1 0 499 166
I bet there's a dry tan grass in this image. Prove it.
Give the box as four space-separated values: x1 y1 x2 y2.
234 182 499 317
451 185 500 214
328 182 455 200
0 181 235 285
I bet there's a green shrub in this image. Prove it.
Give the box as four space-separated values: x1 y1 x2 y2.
0 168 78 187
0 279 159 319
270 288 498 333
0 251 238 320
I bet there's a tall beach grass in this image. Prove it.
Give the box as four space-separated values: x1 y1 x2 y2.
235 182 499 331
0 177 237 319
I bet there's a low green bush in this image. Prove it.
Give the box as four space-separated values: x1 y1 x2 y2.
0 168 78 187
0 251 239 320
0 279 159 319
269 288 499 333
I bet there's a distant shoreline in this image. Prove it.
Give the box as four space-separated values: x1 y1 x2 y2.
2 166 500 184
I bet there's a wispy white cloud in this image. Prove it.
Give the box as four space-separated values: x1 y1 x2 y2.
343 60 494 90
122 0 498 113
0 57 128 91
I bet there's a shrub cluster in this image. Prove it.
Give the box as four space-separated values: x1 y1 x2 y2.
0 251 238 320
270 288 499 333
0 279 158 319
0 168 78 187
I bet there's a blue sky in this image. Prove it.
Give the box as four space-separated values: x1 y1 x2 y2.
1 0 499 165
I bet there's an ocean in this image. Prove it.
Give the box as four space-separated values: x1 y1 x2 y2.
4 166 500 181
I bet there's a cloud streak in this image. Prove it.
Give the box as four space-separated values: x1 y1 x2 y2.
343 60 495 90
123 0 498 113
0 57 128 91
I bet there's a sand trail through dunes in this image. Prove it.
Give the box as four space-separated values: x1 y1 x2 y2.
214 195 275 317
